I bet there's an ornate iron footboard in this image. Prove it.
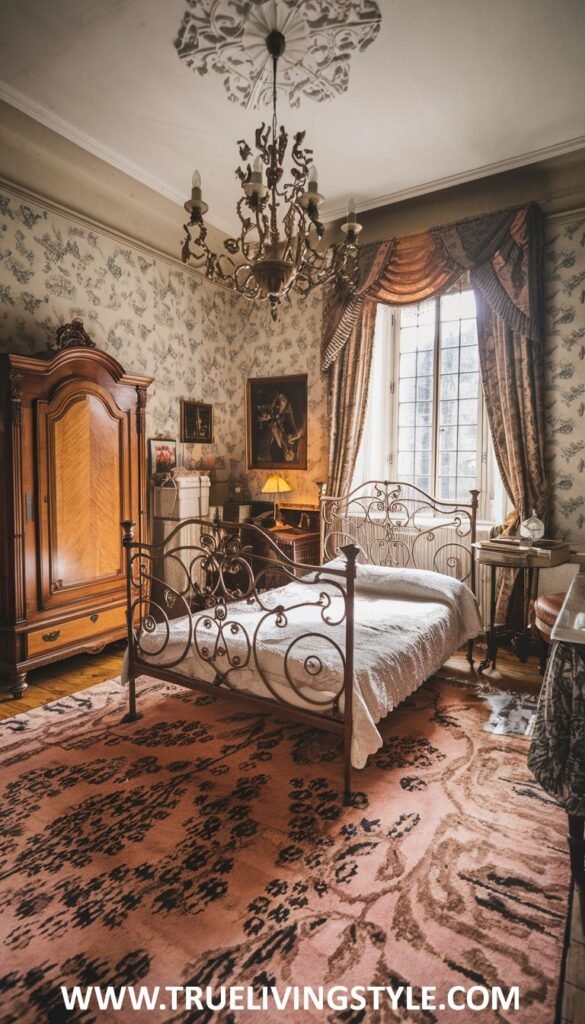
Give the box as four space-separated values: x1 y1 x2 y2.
121 518 359 803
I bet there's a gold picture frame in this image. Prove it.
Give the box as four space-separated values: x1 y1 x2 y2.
246 374 308 470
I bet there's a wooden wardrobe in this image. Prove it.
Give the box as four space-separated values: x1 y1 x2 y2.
0 323 153 697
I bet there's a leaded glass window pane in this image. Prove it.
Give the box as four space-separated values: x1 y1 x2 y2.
396 300 438 490
396 287 482 502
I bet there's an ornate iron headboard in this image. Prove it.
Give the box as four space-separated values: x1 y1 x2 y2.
318 480 479 592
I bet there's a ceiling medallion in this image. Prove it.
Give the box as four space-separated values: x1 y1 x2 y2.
175 0 381 109
181 28 362 318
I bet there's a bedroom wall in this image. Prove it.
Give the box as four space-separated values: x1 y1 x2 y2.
2 100 583 526
544 212 585 551
326 148 585 246
0 103 327 507
0 183 231 445
0 181 326 506
227 287 326 506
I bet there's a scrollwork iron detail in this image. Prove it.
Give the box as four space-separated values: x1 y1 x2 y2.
320 480 478 584
126 518 352 719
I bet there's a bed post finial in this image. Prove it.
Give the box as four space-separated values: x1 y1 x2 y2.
121 520 135 545
341 543 360 575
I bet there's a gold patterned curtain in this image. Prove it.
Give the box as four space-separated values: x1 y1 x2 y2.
326 299 377 497
322 203 547 620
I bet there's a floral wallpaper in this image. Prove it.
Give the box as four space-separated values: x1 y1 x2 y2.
544 215 585 548
3 183 582 534
0 187 326 506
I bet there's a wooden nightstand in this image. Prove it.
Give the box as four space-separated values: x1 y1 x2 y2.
253 526 320 589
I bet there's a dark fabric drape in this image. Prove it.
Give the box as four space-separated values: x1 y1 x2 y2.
321 240 393 373
473 207 547 618
322 203 546 621
326 299 377 497
472 205 547 525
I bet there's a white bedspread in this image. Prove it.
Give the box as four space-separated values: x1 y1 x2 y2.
121 563 481 768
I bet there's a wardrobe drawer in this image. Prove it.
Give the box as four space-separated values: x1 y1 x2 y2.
27 606 127 657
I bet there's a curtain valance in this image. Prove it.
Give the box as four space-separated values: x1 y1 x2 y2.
322 203 542 371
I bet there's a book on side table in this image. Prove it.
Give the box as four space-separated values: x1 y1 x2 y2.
473 539 571 567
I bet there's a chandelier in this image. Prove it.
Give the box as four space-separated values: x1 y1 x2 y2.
181 28 361 319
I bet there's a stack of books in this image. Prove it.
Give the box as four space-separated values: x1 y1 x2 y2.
474 537 571 566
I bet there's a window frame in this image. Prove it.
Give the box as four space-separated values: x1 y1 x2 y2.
387 295 493 522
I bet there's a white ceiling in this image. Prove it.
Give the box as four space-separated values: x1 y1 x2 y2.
1 0 585 234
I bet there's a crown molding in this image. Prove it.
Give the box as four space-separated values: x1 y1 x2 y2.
3 79 585 243
320 134 585 224
0 80 236 236
546 204 585 225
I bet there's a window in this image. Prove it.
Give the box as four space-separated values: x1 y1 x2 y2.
353 286 508 523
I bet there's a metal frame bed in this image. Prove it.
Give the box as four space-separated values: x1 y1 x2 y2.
121 480 478 803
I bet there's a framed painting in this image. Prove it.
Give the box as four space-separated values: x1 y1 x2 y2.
181 400 213 444
247 374 307 470
148 437 177 475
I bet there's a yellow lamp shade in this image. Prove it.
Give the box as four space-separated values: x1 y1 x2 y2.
261 474 292 495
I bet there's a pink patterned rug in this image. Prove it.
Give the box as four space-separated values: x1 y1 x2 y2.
0 674 568 1023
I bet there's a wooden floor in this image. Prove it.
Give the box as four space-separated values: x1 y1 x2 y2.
0 645 125 717
0 643 582 1022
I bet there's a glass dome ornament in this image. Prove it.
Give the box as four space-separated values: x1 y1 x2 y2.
520 510 545 545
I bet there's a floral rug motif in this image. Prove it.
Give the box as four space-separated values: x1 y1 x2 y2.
0 675 568 1023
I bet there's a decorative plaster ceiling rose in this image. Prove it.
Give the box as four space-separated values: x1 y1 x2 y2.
175 0 382 108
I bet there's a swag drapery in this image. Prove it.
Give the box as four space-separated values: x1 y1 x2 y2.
322 203 547 620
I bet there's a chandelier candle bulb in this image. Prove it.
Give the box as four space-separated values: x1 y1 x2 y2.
341 197 362 238
244 155 268 200
184 169 209 218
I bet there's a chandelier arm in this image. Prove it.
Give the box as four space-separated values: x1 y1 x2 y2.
254 207 269 253
215 251 242 277
234 264 261 299
235 195 253 237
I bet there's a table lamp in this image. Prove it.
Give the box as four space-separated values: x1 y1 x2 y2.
261 473 292 527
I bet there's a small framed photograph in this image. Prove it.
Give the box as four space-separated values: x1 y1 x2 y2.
181 400 213 444
149 437 177 475
247 374 307 470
